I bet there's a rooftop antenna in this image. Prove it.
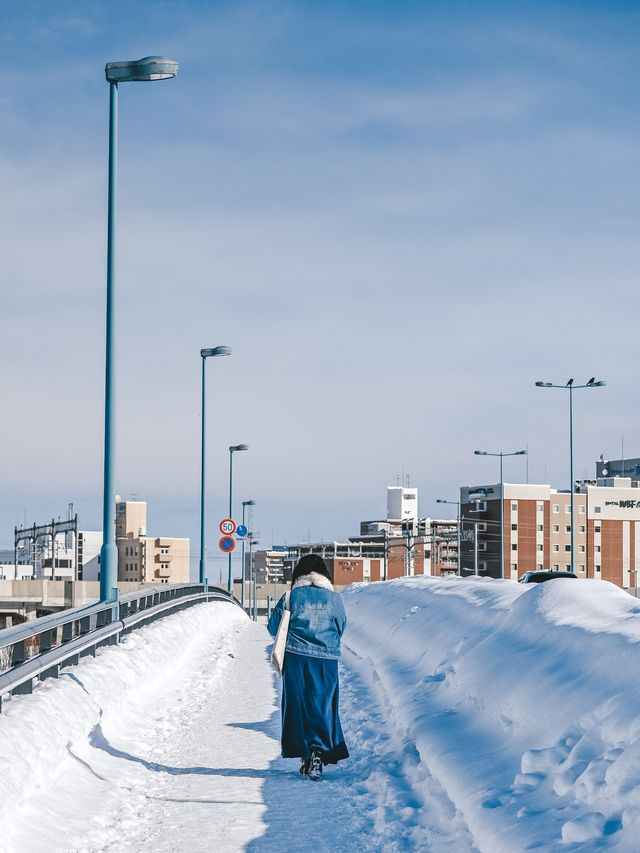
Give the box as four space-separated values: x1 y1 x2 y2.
622 432 625 477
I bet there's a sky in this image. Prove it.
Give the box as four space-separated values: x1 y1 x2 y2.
2 1 640 581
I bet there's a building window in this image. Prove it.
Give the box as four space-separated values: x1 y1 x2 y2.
564 505 571 514
579 564 585 572
565 564 571 571
553 504 560 513
564 545 571 552
595 525 601 533
537 563 544 570
579 505 585 513
511 563 518 571
537 524 543 532
553 563 559 570
595 506 601 513
595 545 601 553
477 522 487 532
579 545 585 553
565 525 571 533
579 525 585 533
511 524 518 531
511 502 518 511
537 544 543 551
553 544 560 552
595 565 601 573
537 502 544 511
553 525 559 533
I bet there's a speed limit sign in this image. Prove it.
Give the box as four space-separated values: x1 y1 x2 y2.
219 518 236 535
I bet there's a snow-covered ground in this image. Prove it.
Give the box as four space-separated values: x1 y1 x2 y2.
343 576 640 851
1 577 639 851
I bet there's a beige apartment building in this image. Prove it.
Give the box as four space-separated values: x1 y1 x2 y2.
116 500 190 585
460 477 640 590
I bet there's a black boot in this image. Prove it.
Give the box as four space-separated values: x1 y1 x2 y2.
299 758 311 776
308 750 323 781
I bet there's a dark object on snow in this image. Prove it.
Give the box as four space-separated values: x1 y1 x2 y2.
519 570 578 584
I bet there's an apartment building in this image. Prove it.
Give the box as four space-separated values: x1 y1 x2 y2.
251 547 288 584
459 477 640 589
116 500 190 585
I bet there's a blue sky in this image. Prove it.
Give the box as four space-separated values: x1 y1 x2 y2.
2 1 640 580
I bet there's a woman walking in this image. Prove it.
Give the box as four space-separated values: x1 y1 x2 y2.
267 553 349 781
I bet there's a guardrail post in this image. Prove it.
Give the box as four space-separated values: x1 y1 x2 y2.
12 640 26 667
40 629 53 654
62 621 74 644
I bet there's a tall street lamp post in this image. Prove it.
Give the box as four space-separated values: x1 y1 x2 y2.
249 538 259 620
228 444 249 594
535 378 605 572
241 500 255 610
199 347 232 586
100 57 178 605
436 498 461 575
474 449 527 580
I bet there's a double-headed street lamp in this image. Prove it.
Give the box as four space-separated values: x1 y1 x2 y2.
199 347 232 585
100 57 179 605
474 449 527 580
535 378 605 572
228 444 249 594
436 498 461 575
241 500 256 609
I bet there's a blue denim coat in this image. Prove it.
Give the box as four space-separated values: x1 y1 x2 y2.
267 582 346 660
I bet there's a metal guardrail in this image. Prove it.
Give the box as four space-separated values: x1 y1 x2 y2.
0 583 240 711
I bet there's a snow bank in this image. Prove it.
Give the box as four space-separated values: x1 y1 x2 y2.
342 576 640 851
0 601 246 843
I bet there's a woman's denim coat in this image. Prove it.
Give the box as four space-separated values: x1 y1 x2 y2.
267 582 346 660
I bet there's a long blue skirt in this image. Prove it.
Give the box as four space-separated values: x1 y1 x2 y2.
281 652 349 764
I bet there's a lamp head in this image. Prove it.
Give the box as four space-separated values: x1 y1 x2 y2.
201 345 232 358
230 444 249 453
566 378 574 387
242 499 256 507
535 381 552 387
105 56 179 83
474 450 487 456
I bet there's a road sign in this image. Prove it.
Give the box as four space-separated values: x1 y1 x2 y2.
219 535 236 553
236 524 248 538
219 518 236 535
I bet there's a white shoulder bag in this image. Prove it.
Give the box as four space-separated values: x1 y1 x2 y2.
271 591 291 677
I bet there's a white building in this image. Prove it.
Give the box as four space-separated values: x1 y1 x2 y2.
386 486 419 522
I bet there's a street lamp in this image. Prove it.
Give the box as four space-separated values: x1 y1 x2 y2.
249 538 259 620
436 498 461 575
535 377 605 572
100 56 179 605
228 444 249 594
199 347 232 586
474 448 527 580
241 500 255 610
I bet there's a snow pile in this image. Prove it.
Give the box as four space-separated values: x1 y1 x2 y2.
342 576 640 851
0 601 246 848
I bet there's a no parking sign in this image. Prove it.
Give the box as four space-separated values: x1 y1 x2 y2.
219 536 236 553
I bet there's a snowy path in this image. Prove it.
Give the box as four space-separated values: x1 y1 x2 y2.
2 604 475 852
